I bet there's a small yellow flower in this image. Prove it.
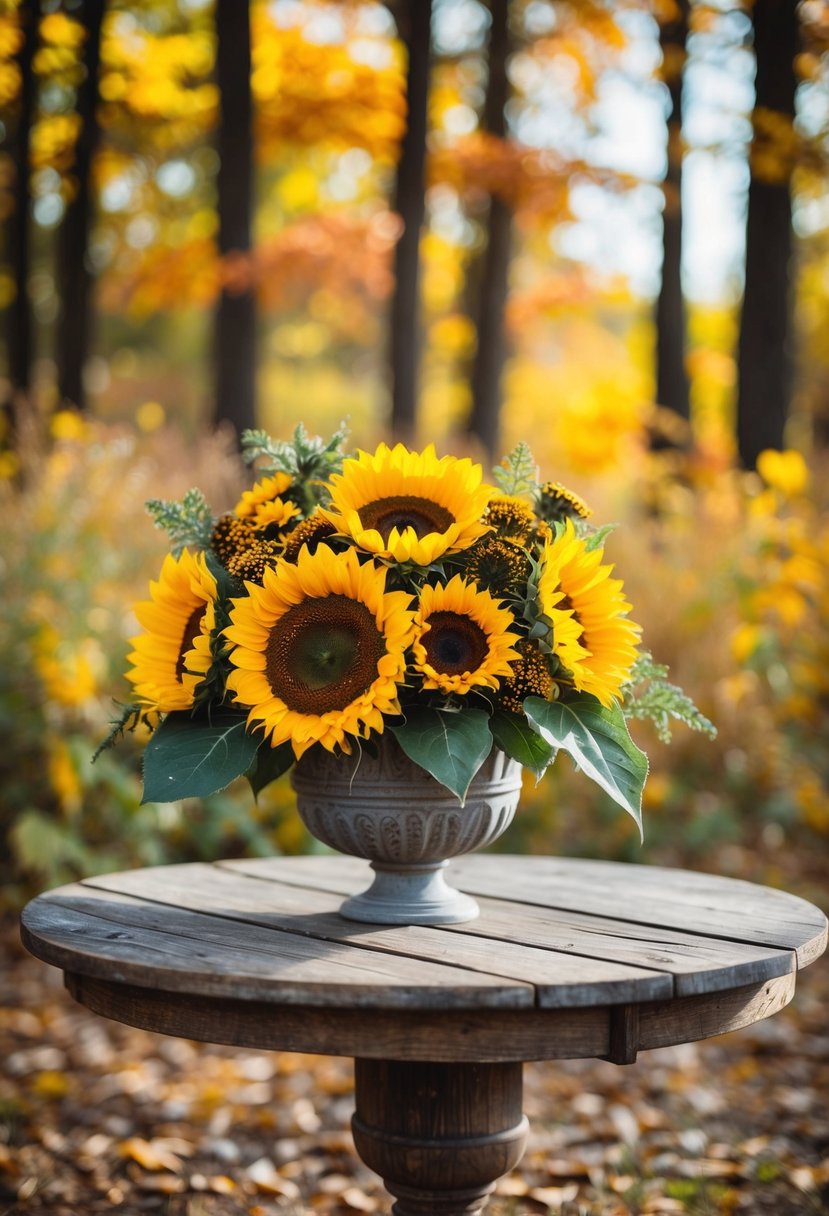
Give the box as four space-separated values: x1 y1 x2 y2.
324 442 493 564
234 473 294 520
412 575 520 696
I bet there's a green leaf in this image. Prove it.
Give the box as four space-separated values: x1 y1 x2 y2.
391 707 493 803
247 740 294 799
142 711 261 804
524 696 648 837
489 710 556 780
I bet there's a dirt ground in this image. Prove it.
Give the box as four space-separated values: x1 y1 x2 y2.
1 914 828 1216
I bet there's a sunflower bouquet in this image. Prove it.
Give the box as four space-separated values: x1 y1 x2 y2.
108 425 713 830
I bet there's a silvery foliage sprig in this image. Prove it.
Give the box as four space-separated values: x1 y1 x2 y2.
622 652 716 743
146 488 214 558
240 421 349 514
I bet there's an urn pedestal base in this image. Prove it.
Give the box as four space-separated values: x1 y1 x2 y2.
339 859 480 925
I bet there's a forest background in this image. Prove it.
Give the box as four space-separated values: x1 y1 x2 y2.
1 3 829 1214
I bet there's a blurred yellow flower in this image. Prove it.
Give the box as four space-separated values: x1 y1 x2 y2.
48 738 82 814
34 628 100 707
756 448 809 497
731 622 764 664
136 400 166 433
51 409 88 442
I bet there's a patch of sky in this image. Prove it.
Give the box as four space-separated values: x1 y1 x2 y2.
432 0 489 57
157 161 197 199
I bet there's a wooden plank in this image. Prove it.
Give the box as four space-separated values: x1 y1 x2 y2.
20 886 534 1010
637 973 797 1050
64 974 613 1062
227 855 827 965
61 969 797 1063
450 856 829 964
221 858 794 998
82 865 675 1007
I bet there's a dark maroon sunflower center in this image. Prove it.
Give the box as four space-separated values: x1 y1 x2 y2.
358 496 455 541
265 594 385 715
176 606 207 681
421 611 489 676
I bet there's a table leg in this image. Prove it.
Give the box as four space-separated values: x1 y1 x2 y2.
351 1059 529 1216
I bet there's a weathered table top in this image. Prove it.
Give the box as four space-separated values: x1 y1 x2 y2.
20 855 827 1065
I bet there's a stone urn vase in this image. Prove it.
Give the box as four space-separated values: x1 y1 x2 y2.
291 737 523 925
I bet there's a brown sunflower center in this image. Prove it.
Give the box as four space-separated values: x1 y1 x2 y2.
358 495 455 541
265 594 385 715
421 611 489 676
176 607 206 681
556 593 582 629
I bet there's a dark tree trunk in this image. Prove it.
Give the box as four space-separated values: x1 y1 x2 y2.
4 0 38 433
736 0 799 469
55 0 104 411
654 0 690 431
466 0 512 462
388 0 432 442
214 0 256 436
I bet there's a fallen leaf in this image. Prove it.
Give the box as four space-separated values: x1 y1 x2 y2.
131 1170 186 1194
246 1157 302 1199
528 1184 580 1205
118 1136 186 1172
342 1185 378 1211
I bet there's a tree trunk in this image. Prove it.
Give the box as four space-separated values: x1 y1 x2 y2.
214 0 256 437
466 0 512 463
736 0 799 469
654 0 691 434
388 0 432 442
4 0 37 435
55 0 105 412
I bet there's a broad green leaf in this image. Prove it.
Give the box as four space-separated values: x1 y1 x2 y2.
523 696 648 837
391 707 493 803
142 711 261 803
489 710 556 780
247 740 295 799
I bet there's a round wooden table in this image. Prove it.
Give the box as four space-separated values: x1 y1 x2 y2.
20 855 828 1215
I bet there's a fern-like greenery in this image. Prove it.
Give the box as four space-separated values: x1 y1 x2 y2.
240 422 350 516
241 422 349 482
622 651 717 744
145 488 214 556
493 442 539 498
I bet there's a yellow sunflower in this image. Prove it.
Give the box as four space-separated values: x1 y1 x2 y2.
412 575 520 696
234 472 293 519
323 442 494 564
539 520 640 706
249 498 302 532
126 550 218 711
224 545 416 758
